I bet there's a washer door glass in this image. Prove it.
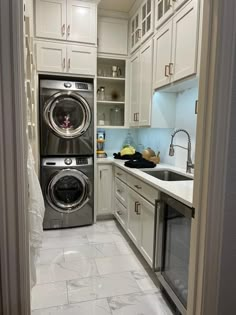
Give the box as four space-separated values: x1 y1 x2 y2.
44 91 91 139
47 169 90 213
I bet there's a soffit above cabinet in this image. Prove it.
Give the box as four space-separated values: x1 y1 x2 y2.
98 0 136 13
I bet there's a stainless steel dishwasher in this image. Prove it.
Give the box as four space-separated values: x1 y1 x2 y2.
153 193 195 315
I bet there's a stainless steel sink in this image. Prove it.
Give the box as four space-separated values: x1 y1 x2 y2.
142 169 193 181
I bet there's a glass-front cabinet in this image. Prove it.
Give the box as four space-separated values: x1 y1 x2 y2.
155 0 189 29
130 0 154 53
97 57 126 128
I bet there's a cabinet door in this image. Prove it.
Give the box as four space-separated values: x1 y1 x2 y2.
155 0 173 29
67 45 96 75
129 52 140 127
35 0 66 40
139 197 155 267
139 38 153 126
98 17 128 55
153 20 172 89
171 0 198 82
141 0 154 43
97 165 112 215
36 42 66 72
127 189 140 247
130 9 142 53
67 0 96 44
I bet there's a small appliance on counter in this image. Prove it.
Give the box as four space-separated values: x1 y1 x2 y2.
97 130 107 158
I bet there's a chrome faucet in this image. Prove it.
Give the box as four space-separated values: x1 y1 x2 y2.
169 129 194 174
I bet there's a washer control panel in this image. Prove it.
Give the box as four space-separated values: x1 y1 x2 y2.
42 157 93 167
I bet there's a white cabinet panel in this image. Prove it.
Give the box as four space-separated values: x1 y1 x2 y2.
130 9 142 53
97 165 113 215
129 52 140 127
139 39 153 126
153 21 172 89
171 0 198 82
114 198 128 230
67 45 96 75
67 0 96 44
139 196 155 267
98 17 128 55
127 189 140 247
35 0 66 40
36 42 66 72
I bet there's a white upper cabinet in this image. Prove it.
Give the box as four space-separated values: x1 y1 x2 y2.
130 9 141 53
171 0 198 82
129 52 140 127
129 38 153 127
36 41 96 75
35 0 67 40
153 0 198 89
155 0 188 29
36 41 67 72
130 0 154 53
67 45 96 75
67 0 96 44
141 0 154 42
35 0 97 44
98 17 128 55
153 20 172 89
139 39 153 126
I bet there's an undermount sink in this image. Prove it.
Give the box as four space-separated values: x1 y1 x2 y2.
142 169 193 181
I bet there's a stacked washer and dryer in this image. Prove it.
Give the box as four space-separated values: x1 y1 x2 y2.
40 79 94 229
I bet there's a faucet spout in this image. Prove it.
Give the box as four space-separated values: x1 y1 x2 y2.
169 129 194 174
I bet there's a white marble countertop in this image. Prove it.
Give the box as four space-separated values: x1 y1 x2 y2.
96 158 194 207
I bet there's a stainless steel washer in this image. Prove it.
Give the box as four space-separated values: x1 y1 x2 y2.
41 156 94 229
40 79 94 156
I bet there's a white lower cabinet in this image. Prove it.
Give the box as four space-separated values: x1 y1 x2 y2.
127 188 141 247
97 164 113 216
36 41 96 75
114 198 128 230
127 188 155 267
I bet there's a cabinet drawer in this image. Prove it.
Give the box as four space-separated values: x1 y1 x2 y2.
115 178 128 208
114 198 128 230
127 174 159 204
114 166 127 182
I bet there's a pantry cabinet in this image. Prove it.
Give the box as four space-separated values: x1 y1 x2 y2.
130 0 154 53
35 0 97 45
153 0 198 89
97 164 113 216
36 41 96 75
130 38 153 127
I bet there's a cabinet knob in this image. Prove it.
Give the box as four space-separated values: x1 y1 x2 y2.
117 173 122 176
134 185 142 190
117 210 122 216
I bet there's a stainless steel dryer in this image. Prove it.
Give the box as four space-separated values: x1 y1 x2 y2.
40 79 94 156
41 156 94 229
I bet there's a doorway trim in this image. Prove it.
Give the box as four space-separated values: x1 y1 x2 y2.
0 0 30 314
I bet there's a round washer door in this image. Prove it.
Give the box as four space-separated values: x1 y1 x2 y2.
46 169 90 213
44 91 92 139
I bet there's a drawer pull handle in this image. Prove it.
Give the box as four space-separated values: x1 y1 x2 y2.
117 189 122 193
134 185 142 189
117 210 122 215
117 173 122 176
135 201 141 215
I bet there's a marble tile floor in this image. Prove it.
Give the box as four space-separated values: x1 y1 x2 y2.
31 220 173 315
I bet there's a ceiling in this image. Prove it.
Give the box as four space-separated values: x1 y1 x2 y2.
98 0 136 13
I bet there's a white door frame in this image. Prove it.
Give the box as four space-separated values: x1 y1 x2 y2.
188 0 236 314
0 0 30 314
